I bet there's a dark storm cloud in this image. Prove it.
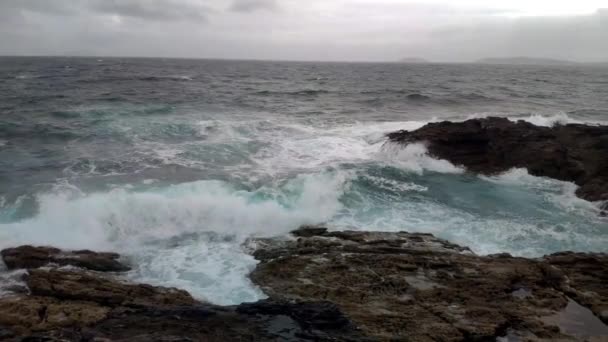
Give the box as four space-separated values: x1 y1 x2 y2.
229 0 278 13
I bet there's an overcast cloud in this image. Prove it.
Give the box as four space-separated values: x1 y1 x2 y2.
0 0 606 62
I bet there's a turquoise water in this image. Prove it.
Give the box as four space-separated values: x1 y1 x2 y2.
1 58 607 304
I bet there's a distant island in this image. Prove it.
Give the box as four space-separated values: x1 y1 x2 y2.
398 57 430 64
477 57 576 66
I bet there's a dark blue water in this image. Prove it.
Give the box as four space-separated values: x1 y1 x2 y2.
1 57 607 304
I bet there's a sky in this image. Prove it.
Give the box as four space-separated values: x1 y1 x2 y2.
0 0 606 62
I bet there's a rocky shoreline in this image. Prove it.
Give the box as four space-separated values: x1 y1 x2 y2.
1 227 607 341
1 118 607 341
387 117 608 212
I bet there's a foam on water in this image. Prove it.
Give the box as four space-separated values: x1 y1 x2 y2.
1 116 606 304
251 120 430 174
480 169 604 216
0 171 349 304
378 142 463 175
465 112 608 127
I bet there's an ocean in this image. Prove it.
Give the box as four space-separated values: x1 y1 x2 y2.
0 57 607 305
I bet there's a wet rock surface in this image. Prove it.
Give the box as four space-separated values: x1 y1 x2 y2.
1 246 130 272
250 227 608 341
2 229 608 341
0 245 367 341
387 117 608 209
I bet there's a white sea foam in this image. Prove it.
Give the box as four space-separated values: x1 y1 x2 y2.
111 118 460 177
3 116 605 304
465 112 605 127
363 175 428 193
480 168 603 216
250 120 432 174
0 139 7 147
0 269 28 298
379 142 463 175
479 168 558 187
0 171 349 304
517 113 577 126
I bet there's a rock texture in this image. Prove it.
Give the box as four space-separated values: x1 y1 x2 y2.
1 245 130 272
387 117 608 209
0 245 367 341
2 232 608 341
250 227 608 341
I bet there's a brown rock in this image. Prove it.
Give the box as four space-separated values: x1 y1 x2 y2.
0 263 367 341
0 296 109 333
1 246 130 272
545 252 608 325
25 269 197 308
250 228 608 341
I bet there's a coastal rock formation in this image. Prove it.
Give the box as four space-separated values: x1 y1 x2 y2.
387 117 608 209
0 245 366 341
2 234 608 341
250 227 608 341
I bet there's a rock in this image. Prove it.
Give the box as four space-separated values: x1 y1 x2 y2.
25 269 197 308
545 252 608 324
387 117 608 207
0 296 109 333
1 246 130 272
1 298 368 341
0 326 15 340
250 228 608 341
86 300 367 342
2 238 608 341
291 225 328 237
0 247 367 341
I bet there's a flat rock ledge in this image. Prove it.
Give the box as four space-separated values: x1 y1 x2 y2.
387 117 608 212
250 227 608 341
1 228 607 341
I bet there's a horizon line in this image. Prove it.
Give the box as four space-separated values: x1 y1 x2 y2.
0 54 607 65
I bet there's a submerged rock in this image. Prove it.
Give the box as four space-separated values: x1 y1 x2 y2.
387 117 608 209
250 227 608 341
1 245 130 272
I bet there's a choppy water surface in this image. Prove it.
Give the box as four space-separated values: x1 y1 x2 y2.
1 57 607 304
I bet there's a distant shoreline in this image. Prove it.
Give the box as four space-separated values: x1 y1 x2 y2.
0 54 606 66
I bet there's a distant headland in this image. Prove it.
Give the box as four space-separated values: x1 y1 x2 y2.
398 57 430 63
476 57 576 65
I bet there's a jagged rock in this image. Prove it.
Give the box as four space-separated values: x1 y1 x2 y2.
250 228 608 341
1 246 130 272
387 117 608 209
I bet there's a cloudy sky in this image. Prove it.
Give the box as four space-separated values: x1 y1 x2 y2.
0 0 607 62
